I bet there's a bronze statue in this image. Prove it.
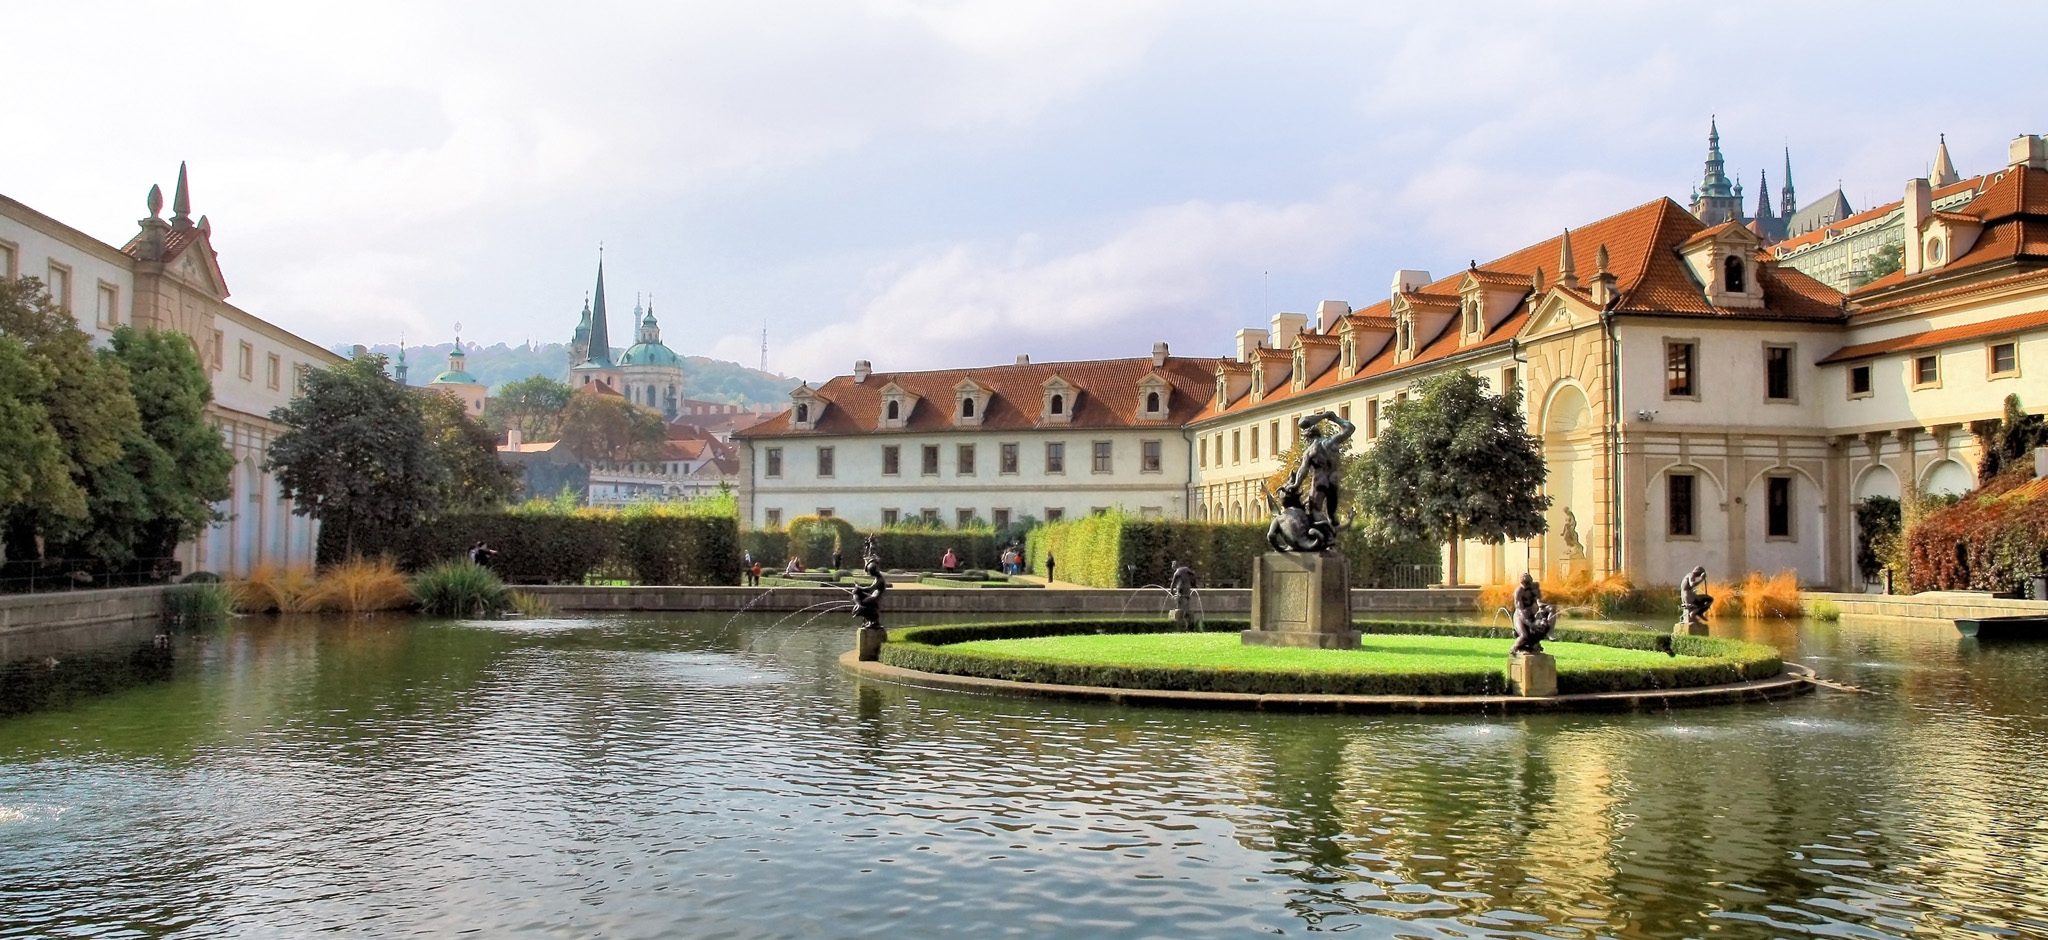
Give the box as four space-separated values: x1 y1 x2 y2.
1265 481 1336 553
1168 559 1197 629
1510 573 1554 654
1264 410 1355 553
851 536 888 630
1679 565 1712 627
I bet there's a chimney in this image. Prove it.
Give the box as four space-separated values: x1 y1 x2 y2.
2010 134 2047 171
507 429 523 449
2036 445 2048 480
853 360 871 383
1390 270 1433 296
1269 312 1307 350
1151 341 1168 368
1235 328 1269 363
1903 178 1932 275
1316 300 1350 333
1015 354 1030 365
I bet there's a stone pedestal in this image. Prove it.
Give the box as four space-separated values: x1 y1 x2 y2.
1508 652 1557 697
1674 620 1711 637
1242 552 1357 649
855 625 887 661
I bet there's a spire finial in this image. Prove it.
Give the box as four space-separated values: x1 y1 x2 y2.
146 184 163 218
1557 229 1577 287
1595 244 1610 274
170 162 192 227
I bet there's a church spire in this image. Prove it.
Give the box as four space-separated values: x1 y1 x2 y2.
585 252 614 367
1780 148 1797 219
1755 169 1775 222
170 162 193 229
1932 133 1960 186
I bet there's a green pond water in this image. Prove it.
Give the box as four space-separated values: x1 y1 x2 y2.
2 611 2045 938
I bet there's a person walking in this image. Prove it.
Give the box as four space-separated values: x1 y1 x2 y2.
1044 550 1056 584
832 548 843 571
941 547 959 573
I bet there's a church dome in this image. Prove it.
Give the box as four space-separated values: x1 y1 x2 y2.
619 341 681 367
430 368 479 385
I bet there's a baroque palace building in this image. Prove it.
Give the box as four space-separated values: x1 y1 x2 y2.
0 165 343 576
740 131 2048 591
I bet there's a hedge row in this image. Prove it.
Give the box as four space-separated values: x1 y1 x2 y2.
1905 468 2047 593
1019 514 1438 588
742 529 1006 570
879 618 1783 697
321 513 740 585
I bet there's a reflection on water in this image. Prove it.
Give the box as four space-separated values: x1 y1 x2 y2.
3 612 2046 938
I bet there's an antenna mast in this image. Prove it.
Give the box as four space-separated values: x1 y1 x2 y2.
759 323 768 372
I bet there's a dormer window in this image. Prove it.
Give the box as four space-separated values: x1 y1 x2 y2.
1341 338 1354 373
953 378 989 427
961 397 976 418
1146 391 1160 413
1723 255 1745 292
1040 375 1074 424
1291 348 1306 389
1462 299 1479 335
886 400 899 420
1050 394 1064 415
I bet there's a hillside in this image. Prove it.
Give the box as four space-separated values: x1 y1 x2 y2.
345 342 801 406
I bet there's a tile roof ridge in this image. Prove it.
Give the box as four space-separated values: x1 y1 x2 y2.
1614 199 1690 310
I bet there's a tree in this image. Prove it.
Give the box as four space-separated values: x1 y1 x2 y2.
1978 393 2046 482
1346 369 1549 586
487 374 572 440
100 327 233 562
0 336 71 523
419 390 520 511
266 354 439 559
1852 242 1905 287
558 389 667 463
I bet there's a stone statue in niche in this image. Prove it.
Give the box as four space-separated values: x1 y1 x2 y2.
1560 508 1586 559
1679 565 1713 627
1264 410 1355 553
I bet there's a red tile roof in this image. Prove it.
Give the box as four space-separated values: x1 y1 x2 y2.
1849 166 2048 306
1818 307 2048 364
736 354 1223 438
1772 175 1990 255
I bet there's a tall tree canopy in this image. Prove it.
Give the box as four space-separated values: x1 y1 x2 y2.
0 336 71 522
420 390 521 511
487 374 573 440
1346 369 1549 585
558 389 667 463
108 327 234 560
266 354 439 558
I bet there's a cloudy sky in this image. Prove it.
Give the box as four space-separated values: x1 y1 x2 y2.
5 1 2040 381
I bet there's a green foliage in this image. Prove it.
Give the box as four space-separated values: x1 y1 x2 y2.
1906 467 2048 593
786 515 859 566
1348 369 1549 585
1809 598 1843 622
507 590 555 617
880 618 1781 696
1854 495 1903 584
106 327 234 560
410 561 510 617
1025 510 1128 585
1978 394 2046 482
162 582 234 627
418 389 520 511
486 374 573 440
558 390 667 462
0 335 71 525
329 508 741 586
1852 242 1905 287
267 353 439 558
1023 513 1434 588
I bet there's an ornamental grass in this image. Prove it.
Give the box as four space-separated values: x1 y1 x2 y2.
230 564 319 613
1739 570 1804 619
410 561 510 618
299 558 413 613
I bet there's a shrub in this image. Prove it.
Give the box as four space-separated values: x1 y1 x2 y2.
411 561 510 617
1855 496 1902 585
329 509 740 586
507 590 555 617
1809 598 1842 622
162 582 233 626
1906 468 2047 593
786 515 858 567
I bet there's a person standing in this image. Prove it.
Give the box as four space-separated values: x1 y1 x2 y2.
1045 550 1056 584
941 547 959 573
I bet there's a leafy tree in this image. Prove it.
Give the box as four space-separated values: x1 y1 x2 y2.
419 389 520 511
1852 242 1905 287
267 354 439 559
105 327 233 561
1346 369 1549 586
0 277 140 560
1854 495 1903 584
1978 393 2046 482
0 336 71 522
558 389 667 463
487 374 572 440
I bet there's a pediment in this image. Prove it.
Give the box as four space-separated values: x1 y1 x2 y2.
877 380 917 400
170 236 230 300
1136 372 1170 390
1519 292 1594 339
1041 373 1073 391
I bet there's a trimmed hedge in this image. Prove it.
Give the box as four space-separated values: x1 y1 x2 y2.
1905 468 2046 593
743 528 1003 570
879 618 1782 697
1021 514 1437 588
324 512 740 586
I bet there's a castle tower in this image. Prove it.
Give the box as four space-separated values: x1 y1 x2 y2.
1780 149 1797 220
1689 117 1745 227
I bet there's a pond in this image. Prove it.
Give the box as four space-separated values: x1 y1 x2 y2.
2 610 2045 938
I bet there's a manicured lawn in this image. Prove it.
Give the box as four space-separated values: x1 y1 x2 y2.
945 631 1675 676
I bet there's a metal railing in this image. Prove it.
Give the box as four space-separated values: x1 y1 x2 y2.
1360 563 1444 590
0 558 183 595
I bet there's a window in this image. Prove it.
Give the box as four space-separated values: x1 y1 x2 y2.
1914 355 1939 388
1141 439 1162 473
1249 424 1260 460
1231 430 1241 463
1091 440 1112 473
1463 299 1479 335
1198 436 1207 468
1765 345 1793 401
881 445 900 475
1145 390 1161 414
795 403 809 423
1666 341 1697 397
991 509 1010 530
1045 508 1065 522
816 446 835 477
1990 342 2019 377
921 444 940 475
1502 366 1518 394
817 508 835 519
1926 238 1943 264
1000 442 1019 474
0 241 15 277
886 400 899 420
1338 403 1350 422
957 443 975 475
957 509 976 529
1049 393 1064 415
1091 507 1109 516
1668 473 1695 537
881 508 900 527
209 331 223 372
95 283 119 328
266 353 281 390
764 447 783 477
1723 254 1745 292
920 508 940 525
1849 364 1873 397
238 341 255 380
764 508 783 528
1045 441 1065 474
961 397 975 419
1276 420 1286 452
1766 476 1792 539
1367 399 1379 439
45 262 71 310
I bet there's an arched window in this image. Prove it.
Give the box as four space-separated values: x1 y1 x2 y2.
962 397 976 418
886 400 899 420
795 403 809 423
1146 391 1160 413
1050 394 1064 415
1723 254 1746 292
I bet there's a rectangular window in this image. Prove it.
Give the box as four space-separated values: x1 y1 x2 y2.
238 341 254 380
1765 345 1793 401
817 508 835 519
920 508 940 525
1141 439 1162 473
764 508 783 528
1090 507 1108 516
1045 508 1065 522
922 444 940 475
1990 342 2019 377
294 363 308 397
1668 473 1695 537
1231 430 1241 463
957 509 976 529
1849 364 1873 397
1367 399 1380 439
266 353 281 390
1914 355 1939 387
209 332 223 373
765 447 783 478
1198 436 1207 468
1249 425 1260 460
881 508 900 527
1338 403 1350 422
991 509 1010 530
881 445 900 476
1140 506 1162 520
1280 419 1290 450
957 443 975 475
0 241 15 277
1000 442 1019 474
1091 440 1112 473
45 262 70 310
816 446 835 477
1666 341 1696 397
1502 366 1518 394
1045 441 1065 474
95 283 119 328
1767 476 1792 539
